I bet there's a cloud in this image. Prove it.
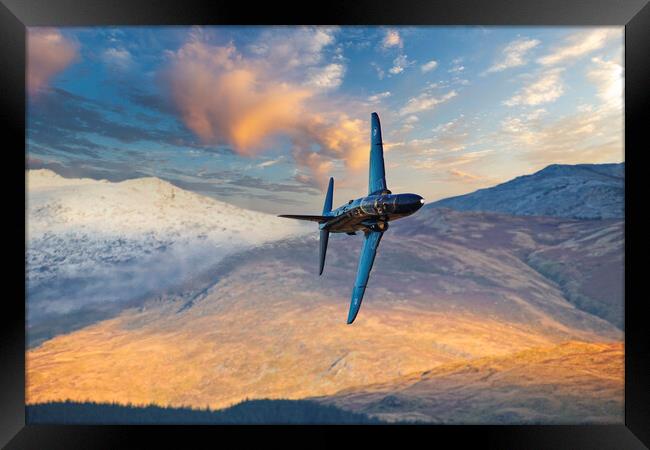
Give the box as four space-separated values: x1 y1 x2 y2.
448 168 484 181
248 26 338 70
421 59 438 73
28 87 190 149
399 90 457 115
382 29 403 49
388 53 414 75
496 53 622 167
394 115 471 154
28 28 79 94
448 58 465 74
370 62 385 80
306 63 345 90
485 38 540 73
504 68 564 107
102 47 132 70
431 116 470 152
411 149 493 171
165 32 366 188
166 38 309 152
367 91 391 103
256 157 284 168
292 114 368 173
497 101 623 165
537 28 620 66
397 114 419 134
377 29 412 76
587 56 623 111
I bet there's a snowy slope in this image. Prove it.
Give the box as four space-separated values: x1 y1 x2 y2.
26 169 309 345
28 169 307 241
428 163 624 220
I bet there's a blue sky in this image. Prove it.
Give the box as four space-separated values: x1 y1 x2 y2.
27 26 624 213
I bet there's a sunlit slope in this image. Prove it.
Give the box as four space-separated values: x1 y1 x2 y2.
27 209 622 411
317 341 623 424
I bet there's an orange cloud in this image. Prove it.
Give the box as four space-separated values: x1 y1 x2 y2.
166 34 368 189
448 168 483 182
28 28 79 95
289 114 368 187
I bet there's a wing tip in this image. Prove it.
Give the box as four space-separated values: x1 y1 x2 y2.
347 293 361 324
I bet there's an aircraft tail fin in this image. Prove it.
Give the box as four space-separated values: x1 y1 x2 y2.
319 229 329 275
369 112 388 195
322 177 334 214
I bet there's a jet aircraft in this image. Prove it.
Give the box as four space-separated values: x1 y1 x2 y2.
279 112 424 324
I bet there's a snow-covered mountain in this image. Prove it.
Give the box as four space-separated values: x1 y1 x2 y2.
428 163 624 220
26 169 309 345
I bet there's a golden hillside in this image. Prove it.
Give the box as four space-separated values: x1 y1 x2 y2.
318 341 624 424
27 298 565 410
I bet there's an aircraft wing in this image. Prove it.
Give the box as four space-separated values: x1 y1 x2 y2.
278 214 330 223
347 230 383 324
368 112 388 195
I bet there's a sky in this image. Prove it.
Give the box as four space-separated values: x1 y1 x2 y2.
26 26 624 214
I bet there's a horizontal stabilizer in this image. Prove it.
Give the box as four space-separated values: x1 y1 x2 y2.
278 214 330 223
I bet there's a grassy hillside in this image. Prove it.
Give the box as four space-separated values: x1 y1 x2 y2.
317 341 623 424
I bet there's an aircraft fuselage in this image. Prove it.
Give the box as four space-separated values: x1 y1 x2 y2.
320 192 424 234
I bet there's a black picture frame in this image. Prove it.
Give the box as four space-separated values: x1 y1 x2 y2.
1 1 648 448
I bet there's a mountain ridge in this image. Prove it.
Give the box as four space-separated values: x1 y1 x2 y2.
428 163 624 220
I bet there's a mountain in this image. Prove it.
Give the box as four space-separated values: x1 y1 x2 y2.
26 206 623 422
316 341 623 424
26 169 308 346
428 163 624 219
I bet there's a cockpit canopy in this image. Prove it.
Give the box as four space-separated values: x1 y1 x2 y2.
360 194 397 215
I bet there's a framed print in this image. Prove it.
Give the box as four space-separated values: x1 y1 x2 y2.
1 0 648 448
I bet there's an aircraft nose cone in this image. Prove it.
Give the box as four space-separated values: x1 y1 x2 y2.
395 193 424 214
406 193 424 207
413 194 424 211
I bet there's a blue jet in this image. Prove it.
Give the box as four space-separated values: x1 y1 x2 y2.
279 112 424 324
